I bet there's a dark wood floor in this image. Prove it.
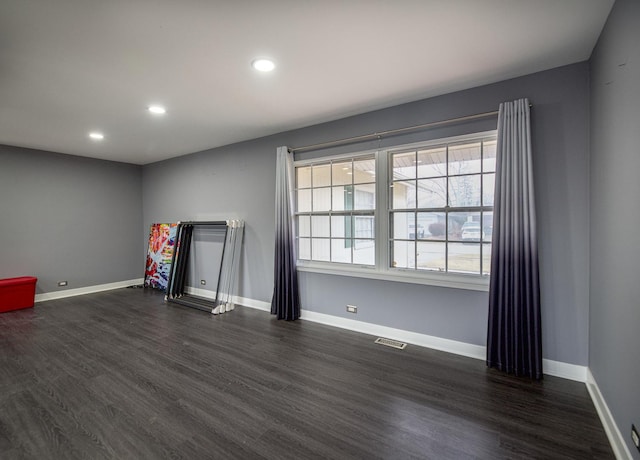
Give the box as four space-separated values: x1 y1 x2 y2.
0 288 613 459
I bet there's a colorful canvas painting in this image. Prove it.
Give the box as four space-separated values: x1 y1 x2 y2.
144 223 178 291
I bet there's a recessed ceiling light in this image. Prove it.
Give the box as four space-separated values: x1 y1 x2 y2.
89 132 104 140
251 58 275 72
148 105 166 114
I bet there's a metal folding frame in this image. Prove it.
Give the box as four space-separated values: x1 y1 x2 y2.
165 220 238 314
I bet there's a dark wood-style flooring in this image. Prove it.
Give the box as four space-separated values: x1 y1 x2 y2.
0 288 613 459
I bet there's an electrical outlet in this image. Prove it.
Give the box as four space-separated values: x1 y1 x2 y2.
200 280 206 285
346 305 357 314
632 424 640 452
58 281 68 287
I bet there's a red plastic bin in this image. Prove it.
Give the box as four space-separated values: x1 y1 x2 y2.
0 277 38 313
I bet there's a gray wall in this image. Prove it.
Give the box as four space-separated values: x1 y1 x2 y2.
142 62 591 366
187 226 227 290
589 0 640 456
141 140 277 301
0 145 143 293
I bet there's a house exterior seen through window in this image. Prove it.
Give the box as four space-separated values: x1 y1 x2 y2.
389 137 496 275
294 132 496 284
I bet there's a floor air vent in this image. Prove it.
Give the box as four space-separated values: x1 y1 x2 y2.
374 337 407 350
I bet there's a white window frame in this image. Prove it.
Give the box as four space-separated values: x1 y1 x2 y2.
295 131 496 291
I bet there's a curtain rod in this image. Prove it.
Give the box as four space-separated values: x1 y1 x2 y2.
290 107 517 154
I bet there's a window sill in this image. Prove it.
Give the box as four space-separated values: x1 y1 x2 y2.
296 262 490 292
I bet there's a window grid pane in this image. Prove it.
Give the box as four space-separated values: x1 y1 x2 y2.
417 241 446 272
417 178 447 208
353 158 376 184
391 180 415 209
417 147 447 178
332 161 352 186
298 238 311 260
312 164 331 187
297 166 312 188
448 242 481 274
448 142 482 176
312 188 331 212
392 152 416 180
297 215 310 237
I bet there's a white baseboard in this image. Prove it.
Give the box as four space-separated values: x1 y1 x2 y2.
542 359 587 382
238 299 586 382
35 278 144 303
183 287 272 312
235 296 271 312
300 309 486 360
587 369 633 460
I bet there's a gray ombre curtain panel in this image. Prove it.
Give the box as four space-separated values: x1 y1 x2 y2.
487 98 542 379
271 146 301 320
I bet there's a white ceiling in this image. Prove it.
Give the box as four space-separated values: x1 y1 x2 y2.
0 0 614 165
